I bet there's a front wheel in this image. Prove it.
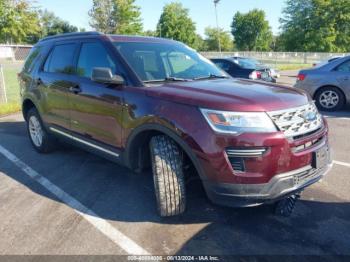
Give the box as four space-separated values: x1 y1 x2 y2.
26 108 57 153
149 135 186 217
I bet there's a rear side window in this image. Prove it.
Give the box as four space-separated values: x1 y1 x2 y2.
77 42 116 78
336 60 350 72
23 46 42 73
43 44 77 74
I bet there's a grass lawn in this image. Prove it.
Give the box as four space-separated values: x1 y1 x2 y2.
275 63 313 71
0 102 21 116
3 67 21 103
0 67 21 116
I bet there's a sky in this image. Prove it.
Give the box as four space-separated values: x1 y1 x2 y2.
33 0 286 36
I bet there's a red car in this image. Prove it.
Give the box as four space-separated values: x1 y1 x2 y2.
19 32 332 217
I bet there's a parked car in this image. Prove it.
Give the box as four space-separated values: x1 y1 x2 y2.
211 57 278 82
295 55 350 111
19 32 332 217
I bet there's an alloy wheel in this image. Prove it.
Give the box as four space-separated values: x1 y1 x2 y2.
28 115 43 147
319 90 339 109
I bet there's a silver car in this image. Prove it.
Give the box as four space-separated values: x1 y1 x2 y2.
295 56 350 111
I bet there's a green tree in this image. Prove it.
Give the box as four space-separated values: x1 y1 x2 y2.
231 9 273 51
204 27 233 51
156 2 197 47
280 0 350 52
39 10 78 37
142 30 157 37
89 0 143 34
0 0 40 44
192 34 206 51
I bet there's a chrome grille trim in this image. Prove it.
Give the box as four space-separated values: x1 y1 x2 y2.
267 103 323 138
226 148 266 157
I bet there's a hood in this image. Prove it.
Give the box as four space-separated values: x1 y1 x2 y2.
145 78 310 112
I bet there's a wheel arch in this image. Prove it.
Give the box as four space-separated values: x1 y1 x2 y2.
22 98 37 121
124 123 206 180
313 85 346 101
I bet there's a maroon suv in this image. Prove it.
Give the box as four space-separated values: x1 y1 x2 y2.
19 32 332 217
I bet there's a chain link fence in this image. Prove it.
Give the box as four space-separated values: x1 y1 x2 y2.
202 51 349 68
0 45 29 113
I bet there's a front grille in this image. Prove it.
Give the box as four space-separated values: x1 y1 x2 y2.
267 103 323 138
292 136 325 153
228 157 245 172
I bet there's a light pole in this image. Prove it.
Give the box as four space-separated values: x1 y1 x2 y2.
214 0 222 54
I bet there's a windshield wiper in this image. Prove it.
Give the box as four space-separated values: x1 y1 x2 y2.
193 74 229 81
144 77 191 83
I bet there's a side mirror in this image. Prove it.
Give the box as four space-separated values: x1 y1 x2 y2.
91 67 124 85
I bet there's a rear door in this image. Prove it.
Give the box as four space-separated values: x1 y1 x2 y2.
67 40 124 149
37 42 79 130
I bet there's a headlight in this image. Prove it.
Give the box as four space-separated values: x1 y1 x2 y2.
200 108 277 135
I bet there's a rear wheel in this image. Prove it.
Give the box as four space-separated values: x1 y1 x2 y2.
315 87 345 111
149 135 186 217
26 108 56 153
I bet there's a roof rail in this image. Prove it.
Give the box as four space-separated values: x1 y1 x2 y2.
39 32 104 43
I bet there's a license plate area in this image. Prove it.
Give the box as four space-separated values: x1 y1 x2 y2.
312 145 329 169
261 72 269 79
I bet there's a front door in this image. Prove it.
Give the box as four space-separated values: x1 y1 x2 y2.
68 41 124 149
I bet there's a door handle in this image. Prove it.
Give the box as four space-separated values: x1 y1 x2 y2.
69 85 82 94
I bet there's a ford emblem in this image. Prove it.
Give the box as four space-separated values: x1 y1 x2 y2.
303 111 317 122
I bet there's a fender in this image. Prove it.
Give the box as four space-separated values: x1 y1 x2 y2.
124 123 207 181
21 95 42 120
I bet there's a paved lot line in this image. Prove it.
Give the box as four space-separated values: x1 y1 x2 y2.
334 160 350 168
0 144 150 255
324 116 350 121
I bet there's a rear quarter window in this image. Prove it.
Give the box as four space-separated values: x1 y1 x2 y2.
22 46 42 74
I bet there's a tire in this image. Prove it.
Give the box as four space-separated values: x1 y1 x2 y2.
274 194 300 217
315 86 345 111
26 108 56 153
149 135 186 217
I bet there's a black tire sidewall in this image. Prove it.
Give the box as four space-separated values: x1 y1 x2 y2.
315 87 345 112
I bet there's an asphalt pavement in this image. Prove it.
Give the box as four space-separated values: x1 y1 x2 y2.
0 107 349 257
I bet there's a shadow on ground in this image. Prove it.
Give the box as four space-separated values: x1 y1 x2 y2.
0 119 350 255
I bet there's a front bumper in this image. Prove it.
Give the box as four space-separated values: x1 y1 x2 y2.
204 153 332 208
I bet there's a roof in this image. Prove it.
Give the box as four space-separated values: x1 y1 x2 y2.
38 31 177 44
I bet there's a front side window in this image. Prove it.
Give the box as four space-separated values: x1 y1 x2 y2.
77 42 116 78
43 44 77 74
114 41 226 82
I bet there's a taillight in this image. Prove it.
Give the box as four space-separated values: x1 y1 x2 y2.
297 74 306 81
249 71 259 80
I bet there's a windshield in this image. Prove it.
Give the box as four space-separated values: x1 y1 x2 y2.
233 58 264 69
113 41 226 82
